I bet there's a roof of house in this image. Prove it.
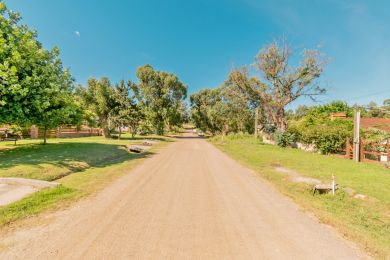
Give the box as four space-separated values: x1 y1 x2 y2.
360 118 390 133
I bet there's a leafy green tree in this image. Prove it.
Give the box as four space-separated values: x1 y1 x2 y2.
190 83 254 136
0 3 79 143
29 49 80 144
77 77 117 138
366 101 386 118
0 3 39 124
190 88 222 135
131 65 187 135
111 80 143 139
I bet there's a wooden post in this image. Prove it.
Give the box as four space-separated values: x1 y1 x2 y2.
387 139 390 163
360 138 364 162
345 137 351 159
57 127 61 138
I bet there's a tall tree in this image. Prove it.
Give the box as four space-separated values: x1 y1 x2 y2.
77 77 117 138
229 40 327 132
190 84 254 135
131 65 187 135
111 80 142 139
0 2 77 136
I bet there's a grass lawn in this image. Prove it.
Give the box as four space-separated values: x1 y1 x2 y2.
210 135 390 259
0 134 171 227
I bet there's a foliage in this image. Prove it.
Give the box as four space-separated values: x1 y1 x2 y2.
0 3 79 144
76 77 117 138
190 83 254 135
274 131 297 147
228 40 327 132
289 117 353 154
111 80 143 138
131 65 187 135
361 128 390 143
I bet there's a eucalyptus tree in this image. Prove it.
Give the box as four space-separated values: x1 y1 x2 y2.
131 65 187 135
190 84 254 135
111 80 142 139
77 77 117 138
228 40 327 132
190 88 222 135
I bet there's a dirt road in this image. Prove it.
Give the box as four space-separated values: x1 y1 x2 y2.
0 134 367 259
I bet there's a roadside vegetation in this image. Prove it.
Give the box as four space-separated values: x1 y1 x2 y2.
0 3 183 228
0 2 188 143
0 135 171 227
210 135 390 258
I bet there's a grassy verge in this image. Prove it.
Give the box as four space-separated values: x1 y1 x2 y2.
210 135 390 259
0 135 167 180
0 135 171 227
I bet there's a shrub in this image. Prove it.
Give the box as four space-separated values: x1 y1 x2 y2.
274 131 297 147
289 118 353 154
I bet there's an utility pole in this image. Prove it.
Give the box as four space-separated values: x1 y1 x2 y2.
353 109 361 162
254 107 259 139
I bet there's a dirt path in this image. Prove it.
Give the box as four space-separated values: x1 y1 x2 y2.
0 134 367 259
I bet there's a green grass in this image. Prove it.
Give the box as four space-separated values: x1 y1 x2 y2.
0 135 171 227
210 135 390 259
0 135 167 180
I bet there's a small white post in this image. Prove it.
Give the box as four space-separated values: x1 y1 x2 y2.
332 174 335 196
354 110 361 162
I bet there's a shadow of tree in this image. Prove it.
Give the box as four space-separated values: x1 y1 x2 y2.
0 142 155 181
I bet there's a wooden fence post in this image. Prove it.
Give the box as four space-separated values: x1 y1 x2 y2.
57 127 61 138
359 138 364 162
345 137 351 159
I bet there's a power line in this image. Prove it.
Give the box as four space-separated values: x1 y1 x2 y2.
344 89 390 103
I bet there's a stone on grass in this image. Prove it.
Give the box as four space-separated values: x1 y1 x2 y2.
353 194 367 200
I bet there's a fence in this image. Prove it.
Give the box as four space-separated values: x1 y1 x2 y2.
35 126 102 139
345 137 390 163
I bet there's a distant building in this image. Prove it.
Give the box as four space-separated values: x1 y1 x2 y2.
330 112 346 120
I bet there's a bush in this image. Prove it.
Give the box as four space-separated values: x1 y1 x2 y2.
274 131 297 147
289 118 353 154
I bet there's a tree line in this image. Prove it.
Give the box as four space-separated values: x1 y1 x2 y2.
0 3 187 144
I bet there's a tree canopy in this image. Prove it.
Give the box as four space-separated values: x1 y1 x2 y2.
0 3 81 143
131 65 187 135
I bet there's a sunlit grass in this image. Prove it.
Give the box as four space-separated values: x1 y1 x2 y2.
210 135 390 259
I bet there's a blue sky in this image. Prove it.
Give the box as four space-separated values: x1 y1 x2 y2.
5 0 390 107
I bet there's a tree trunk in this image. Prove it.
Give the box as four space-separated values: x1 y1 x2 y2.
102 126 111 138
274 108 288 132
131 126 137 138
221 123 229 141
118 126 122 140
156 114 165 136
254 106 259 138
43 126 47 145
101 118 111 138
